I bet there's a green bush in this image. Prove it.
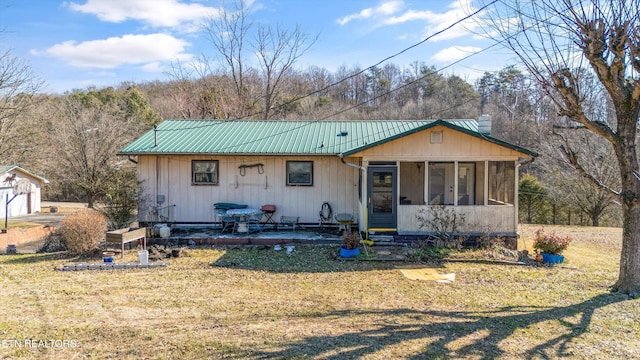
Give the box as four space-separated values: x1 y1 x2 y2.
37 233 67 253
59 209 107 255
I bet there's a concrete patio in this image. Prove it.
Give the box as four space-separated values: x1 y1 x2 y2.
152 224 345 247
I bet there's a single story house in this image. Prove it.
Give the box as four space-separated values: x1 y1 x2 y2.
119 117 537 240
0 165 49 218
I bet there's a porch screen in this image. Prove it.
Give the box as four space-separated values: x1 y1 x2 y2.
399 162 424 205
488 161 515 205
427 162 476 205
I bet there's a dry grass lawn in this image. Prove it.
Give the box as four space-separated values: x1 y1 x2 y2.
0 224 638 359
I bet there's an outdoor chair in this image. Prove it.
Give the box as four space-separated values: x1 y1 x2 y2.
247 211 264 232
278 216 299 231
335 213 354 232
220 215 237 233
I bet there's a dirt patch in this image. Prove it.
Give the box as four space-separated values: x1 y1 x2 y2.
148 244 186 261
41 201 87 214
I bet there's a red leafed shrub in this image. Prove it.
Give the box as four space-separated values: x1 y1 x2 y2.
59 209 108 255
533 227 572 255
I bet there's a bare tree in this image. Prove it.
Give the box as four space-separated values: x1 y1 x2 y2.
0 51 43 162
46 88 158 207
479 0 640 297
544 134 619 226
202 0 253 118
201 0 317 119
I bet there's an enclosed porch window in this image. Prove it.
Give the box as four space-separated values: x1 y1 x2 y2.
399 162 425 205
488 161 515 205
427 162 478 205
396 160 515 206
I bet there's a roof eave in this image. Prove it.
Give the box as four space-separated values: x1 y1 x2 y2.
118 151 342 157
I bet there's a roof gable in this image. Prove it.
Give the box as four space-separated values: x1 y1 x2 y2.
0 165 49 184
119 119 537 157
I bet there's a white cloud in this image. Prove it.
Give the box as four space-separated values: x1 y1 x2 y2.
431 46 482 62
419 0 482 41
140 62 163 72
336 0 403 25
45 33 192 69
339 0 482 42
67 0 221 28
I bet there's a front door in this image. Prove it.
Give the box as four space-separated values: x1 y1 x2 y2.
367 166 397 229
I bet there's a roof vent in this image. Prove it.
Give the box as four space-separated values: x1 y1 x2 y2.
337 131 348 137
478 114 491 135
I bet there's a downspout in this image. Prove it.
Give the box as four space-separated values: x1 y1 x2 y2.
518 156 536 166
340 155 367 238
340 155 364 171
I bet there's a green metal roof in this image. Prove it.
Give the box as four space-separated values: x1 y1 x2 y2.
119 119 538 157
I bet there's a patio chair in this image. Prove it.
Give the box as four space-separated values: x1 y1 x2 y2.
335 213 354 232
221 215 237 233
247 211 264 232
278 216 299 231
319 202 333 227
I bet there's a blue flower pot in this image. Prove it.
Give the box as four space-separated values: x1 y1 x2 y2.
542 252 564 264
340 246 360 258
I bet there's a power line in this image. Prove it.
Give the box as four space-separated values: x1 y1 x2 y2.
156 51 499 155
154 0 562 154
157 0 498 132
273 0 499 115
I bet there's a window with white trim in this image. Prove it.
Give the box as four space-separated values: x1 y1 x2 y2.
192 160 219 185
286 161 313 186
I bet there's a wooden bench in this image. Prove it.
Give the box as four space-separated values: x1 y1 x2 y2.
106 227 147 259
278 216 299 231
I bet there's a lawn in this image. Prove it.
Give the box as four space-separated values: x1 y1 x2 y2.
0 224 638 359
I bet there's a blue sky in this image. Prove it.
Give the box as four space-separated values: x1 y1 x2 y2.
0 0 515 94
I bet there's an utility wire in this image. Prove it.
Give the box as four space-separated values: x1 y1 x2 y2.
153 0 557 154
270 0 499 116
156 0 498 132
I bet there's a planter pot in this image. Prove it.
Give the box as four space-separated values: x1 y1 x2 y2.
340 246 360 258
541 252 564 264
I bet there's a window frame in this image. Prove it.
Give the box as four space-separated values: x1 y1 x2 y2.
487 161 515 205
192 160 219 185
286 160 313 186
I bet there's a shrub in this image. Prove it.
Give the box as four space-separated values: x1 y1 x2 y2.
37 233 67 253
97 168 139 230
533 227 571 255
59 209 108 255
416 205 467 249
342 230 360 250
408 243 452 261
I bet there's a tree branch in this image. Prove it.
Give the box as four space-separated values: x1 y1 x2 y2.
557 139 621 198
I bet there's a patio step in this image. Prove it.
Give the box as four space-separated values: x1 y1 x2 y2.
367 235 395 242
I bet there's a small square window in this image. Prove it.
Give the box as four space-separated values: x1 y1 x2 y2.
431 131 443 144
286 161 313 186
192 160 219 185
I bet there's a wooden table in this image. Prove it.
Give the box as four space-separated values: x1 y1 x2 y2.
105 227 147 258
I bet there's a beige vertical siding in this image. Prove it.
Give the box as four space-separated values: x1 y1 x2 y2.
355 126 525 160
137 155 360 224
397 205 517 234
